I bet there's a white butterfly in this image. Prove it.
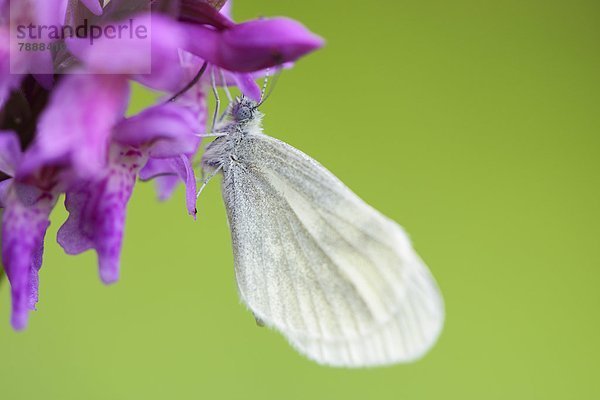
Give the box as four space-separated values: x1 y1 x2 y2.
200 96 444 367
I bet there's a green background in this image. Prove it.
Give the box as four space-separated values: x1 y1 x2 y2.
1 0 599 398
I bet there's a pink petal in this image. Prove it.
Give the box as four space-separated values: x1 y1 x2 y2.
0 28 23 107
67 14 187 91
139 155 198 217
79 0 103 16
0 131 22 176
66 13 153 75
18 74 130 180
154 174 180 201
232 73 261 101
57 144 144 284
182 17 324 72
1 183 56 330
113 102 200 158
7 1 66 74
170 155 197 217
220 0 232 18
0 179 11 207
35 0 69 26
179 0 235 30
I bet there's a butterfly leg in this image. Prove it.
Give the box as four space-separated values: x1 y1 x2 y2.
215 69 232 124
220 69 233 104
210 67 220 133
195 133 228 138
196 164 223 199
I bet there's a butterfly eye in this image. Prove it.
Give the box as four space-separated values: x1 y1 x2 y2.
236 106 253 121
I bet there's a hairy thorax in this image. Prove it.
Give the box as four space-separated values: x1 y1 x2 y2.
201 98 264 173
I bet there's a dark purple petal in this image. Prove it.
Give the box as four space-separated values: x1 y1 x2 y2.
1 184 56 330
18 75 130 179
114 102 200 158
0 131 22 176
182 17 324 72
57 144 143 284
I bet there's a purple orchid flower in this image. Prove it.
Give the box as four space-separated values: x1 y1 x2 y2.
1 75 201 327
0 132 58 330
0 0 323 330
56 101 201 284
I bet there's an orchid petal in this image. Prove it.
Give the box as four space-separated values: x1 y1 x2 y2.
232 73 261 101
170 155 197 217
139 156 197 216
144 168 180 201
79 0 103 16
0 179 11 207
114 102 200 158
18 74 130 179
219 0 232 18
139 158 182 203
35 0 69 26
136 93 206 210
1 184 56 330
0 28 23 108
57 144 144 284
179 0 234 30
182 17 324 72
0 131 22 176
67 14 190 92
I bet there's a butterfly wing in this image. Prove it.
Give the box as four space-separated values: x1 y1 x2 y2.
222 133 444 367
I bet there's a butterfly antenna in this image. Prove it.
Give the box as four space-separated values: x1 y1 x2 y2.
220 68 233 103
210 66 220 133
259 68 271 102
167 61 208 103
257 66 282 107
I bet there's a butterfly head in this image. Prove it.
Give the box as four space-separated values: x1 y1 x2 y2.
231 96 261 124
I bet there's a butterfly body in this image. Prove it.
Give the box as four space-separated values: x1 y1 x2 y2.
201 97 444 367
202 97 264 171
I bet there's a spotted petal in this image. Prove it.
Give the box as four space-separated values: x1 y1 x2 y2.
57 144 144 284
1 184 56 330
